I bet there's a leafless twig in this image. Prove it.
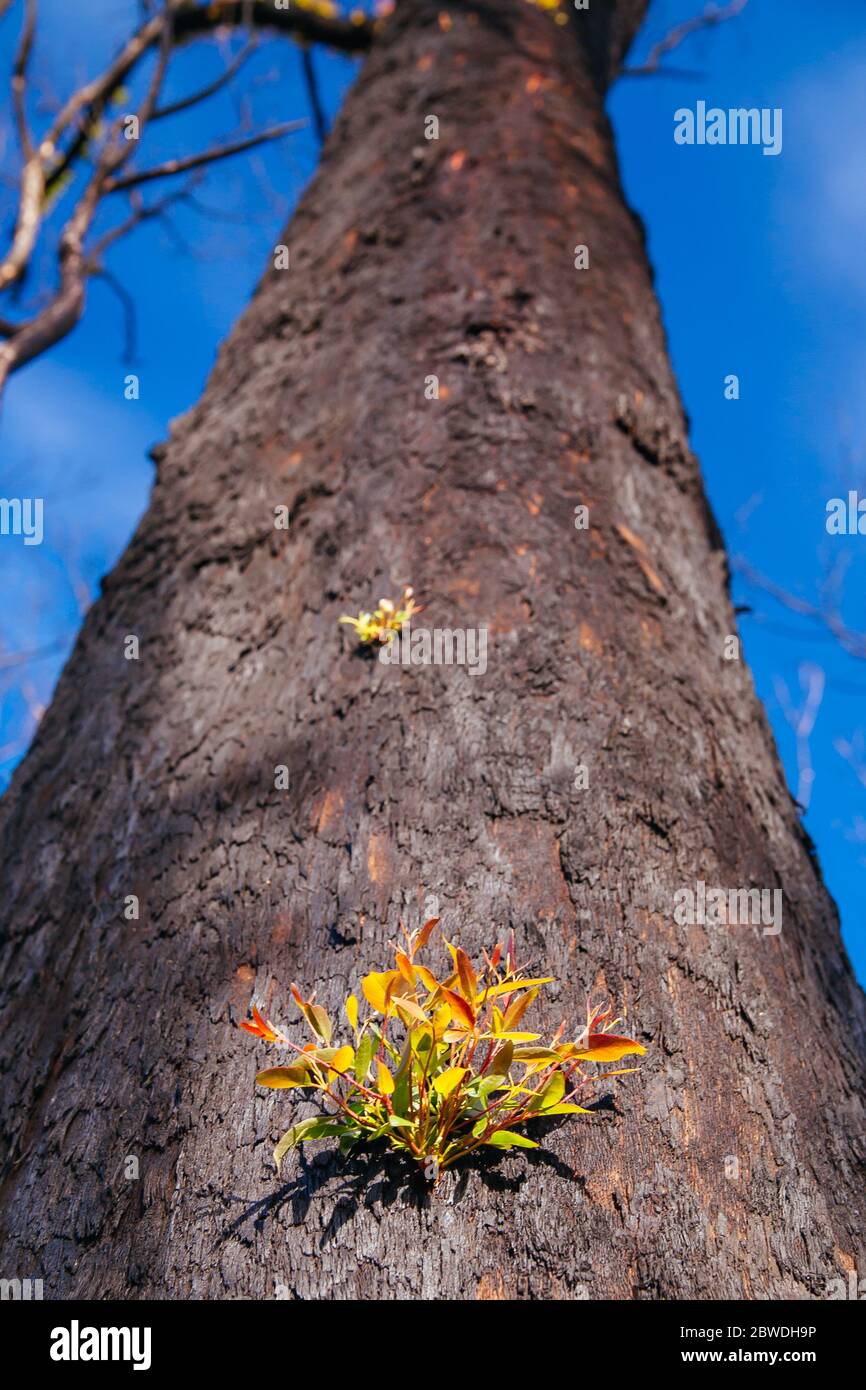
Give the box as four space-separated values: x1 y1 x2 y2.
733 557 866 662
103 118 306 194
774 662 825 811
621 0 750 77
0 0 374 395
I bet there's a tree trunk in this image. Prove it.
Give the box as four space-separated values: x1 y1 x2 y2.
1 0 864 1301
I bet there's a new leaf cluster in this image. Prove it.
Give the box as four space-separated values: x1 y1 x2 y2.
241 918 645 1177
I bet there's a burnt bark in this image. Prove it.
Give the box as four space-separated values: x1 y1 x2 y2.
1 0 864 1300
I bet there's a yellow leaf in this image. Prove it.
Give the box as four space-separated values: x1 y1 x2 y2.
432 1003 451 1038
327 1044 355 1074
477 977 554 1002
362 969 400 1013
415 964 441 994
433 1066 467 1098
377 1060 395 1095
345 994 359 1032
255 1065 313 1089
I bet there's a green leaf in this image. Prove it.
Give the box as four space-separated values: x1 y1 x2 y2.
391 1069 412 1117
388 1114 413 1129
339 1129 362 1156
512 1046 561 1062
540 1103 593 1115
488 1039 513 1076
540 1070 565 1109
483 1129 539 1150
273 1117 343 1170
306 1003 332 1044
354 1030 375 1083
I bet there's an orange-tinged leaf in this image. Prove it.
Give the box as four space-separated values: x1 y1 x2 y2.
377 1060 395 1095
575 1034 646 1063
502 988 538 1031
394 995 429 1025
454 946 477 1001
250 1005 278 1041
441 986 475 1029
433 1066 467 1098
395 949 416 985
414 915 439 953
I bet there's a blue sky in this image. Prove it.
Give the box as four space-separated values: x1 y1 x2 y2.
1 0 865 980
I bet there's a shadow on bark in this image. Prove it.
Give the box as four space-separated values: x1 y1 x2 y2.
217 1115 588 1253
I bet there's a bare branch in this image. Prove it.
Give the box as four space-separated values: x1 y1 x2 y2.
11 0 36 156
733 556 866 662
300 46 328 147
0 638 69 672
0 3 179 390
103 118 306 194
621 0 750 77
774 662 824 811
0 0 42 291
153 34 259 120
92 267 138 363
836 731 866 791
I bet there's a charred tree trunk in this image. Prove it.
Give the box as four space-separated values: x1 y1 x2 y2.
1 0 864 1301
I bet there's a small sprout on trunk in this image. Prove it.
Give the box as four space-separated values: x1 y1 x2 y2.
339 585 420 646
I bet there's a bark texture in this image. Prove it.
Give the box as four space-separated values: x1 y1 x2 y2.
1 0 865 1301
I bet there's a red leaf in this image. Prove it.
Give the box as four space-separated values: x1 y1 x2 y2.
441 986 475 1029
